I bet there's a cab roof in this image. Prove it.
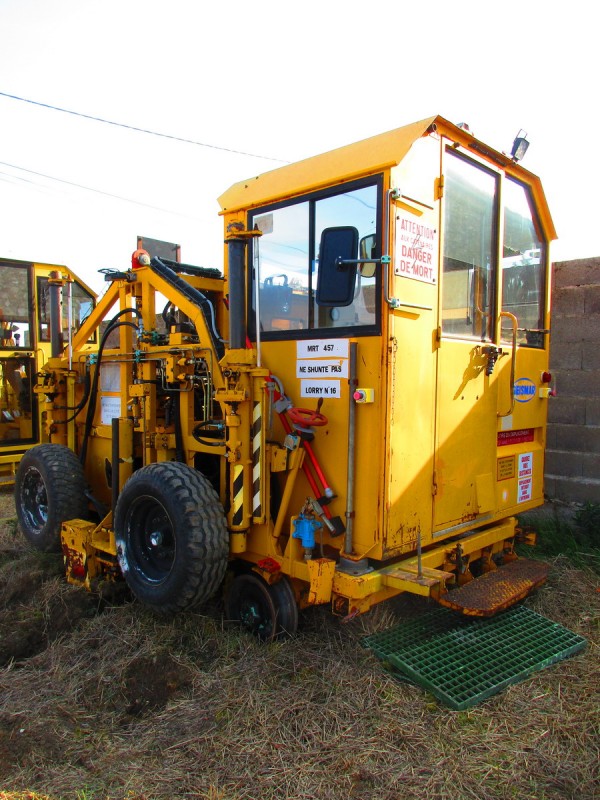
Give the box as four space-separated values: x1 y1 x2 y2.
218 114 556 241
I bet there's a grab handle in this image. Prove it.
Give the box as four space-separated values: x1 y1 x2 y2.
498 311 518 417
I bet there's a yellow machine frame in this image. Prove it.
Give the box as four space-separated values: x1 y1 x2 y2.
17 116 557 631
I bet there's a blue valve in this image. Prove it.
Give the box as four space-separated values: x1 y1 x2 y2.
292 513 322 550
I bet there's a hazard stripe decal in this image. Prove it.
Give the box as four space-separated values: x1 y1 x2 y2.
252 401 262 517
232 464 244 527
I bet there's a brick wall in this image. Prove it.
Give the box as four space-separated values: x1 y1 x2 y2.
545 257 600 503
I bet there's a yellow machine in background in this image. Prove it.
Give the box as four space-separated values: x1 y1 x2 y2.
0 258 96 485
14 117 556 637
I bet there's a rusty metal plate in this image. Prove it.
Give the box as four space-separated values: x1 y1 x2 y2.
437 558 549 616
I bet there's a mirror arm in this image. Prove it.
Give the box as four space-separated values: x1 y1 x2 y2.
335 257 385 267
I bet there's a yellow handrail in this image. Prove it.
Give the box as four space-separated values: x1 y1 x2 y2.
498 311 518 417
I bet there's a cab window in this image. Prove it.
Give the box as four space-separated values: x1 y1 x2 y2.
38 277 95 344
0 356 37 444
501 179 545 347
442 152 497 341
250 179 380 337
0 263 33 348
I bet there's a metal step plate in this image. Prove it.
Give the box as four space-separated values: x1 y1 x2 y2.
363 605 587 710
438 558 550 616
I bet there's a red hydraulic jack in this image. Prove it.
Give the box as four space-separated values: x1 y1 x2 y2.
269 381 345 537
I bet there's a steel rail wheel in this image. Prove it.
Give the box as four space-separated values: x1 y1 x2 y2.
15 444 88 551
115 462 228 614
270 576 299 637
226 572 299 640
225 573 278 641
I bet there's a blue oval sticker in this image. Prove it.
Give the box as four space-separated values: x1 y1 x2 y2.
514 377 536 403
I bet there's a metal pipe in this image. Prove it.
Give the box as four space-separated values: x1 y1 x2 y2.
226 238 247 350
344 342 358 555
67 280 73 370
111 417 120 517
49 277 62 358
254 235 262 367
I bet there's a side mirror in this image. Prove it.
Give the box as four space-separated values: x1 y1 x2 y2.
316 226 359 307
359 234 377 278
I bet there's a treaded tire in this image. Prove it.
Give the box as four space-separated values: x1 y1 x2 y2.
15 444 88 552
114 462 228 615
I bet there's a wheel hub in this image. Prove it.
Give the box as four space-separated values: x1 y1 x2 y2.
149 531 163 547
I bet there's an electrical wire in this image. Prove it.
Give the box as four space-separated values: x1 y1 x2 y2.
0 91 289 164
0 160 200 218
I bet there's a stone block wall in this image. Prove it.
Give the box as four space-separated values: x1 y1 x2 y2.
545 257 600 504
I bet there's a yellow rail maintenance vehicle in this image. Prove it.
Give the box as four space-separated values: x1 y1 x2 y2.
14 117 556 638
0 258 96 486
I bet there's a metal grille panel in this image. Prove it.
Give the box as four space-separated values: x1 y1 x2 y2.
363 605 587 710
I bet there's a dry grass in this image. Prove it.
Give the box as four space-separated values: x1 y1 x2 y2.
0 486 598 800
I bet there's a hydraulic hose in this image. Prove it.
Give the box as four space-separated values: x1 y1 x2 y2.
150 258 225 359
54 370 91 424
79 311 140 467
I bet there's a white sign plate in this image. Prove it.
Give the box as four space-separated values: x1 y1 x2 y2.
394 211 437 284
100 395 121 425
296 339 349 359
297 359 348 379
300 380 341 398
517 452 533 503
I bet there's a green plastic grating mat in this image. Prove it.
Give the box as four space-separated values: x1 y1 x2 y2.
362 605 587 710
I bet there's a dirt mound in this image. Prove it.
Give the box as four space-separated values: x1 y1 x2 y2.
122 651 193 717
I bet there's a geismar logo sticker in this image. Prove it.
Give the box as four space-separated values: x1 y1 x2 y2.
514 377 536 403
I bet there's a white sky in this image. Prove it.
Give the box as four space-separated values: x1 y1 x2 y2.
0 0 596 294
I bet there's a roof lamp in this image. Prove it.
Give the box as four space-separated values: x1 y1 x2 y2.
511 130 530 162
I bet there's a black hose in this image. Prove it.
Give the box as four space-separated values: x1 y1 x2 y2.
79 316 139 466
53 370 91 424
192 420 225 447
155 258 222 280
56 308 142 431
150 258 225 359
162 300 176 330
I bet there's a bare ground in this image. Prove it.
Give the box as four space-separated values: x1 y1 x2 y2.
0 487 598 800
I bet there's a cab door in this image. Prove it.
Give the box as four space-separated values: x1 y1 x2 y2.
432 148 501 534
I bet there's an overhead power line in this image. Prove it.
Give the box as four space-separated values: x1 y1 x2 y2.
0 160 200 218
0 91 289 163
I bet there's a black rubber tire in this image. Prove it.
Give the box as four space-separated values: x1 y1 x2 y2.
114 462 228 615
269 576 299 637
225 573 278 641
15 444 88 552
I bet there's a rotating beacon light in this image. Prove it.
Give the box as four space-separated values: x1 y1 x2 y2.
132 249 151 269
